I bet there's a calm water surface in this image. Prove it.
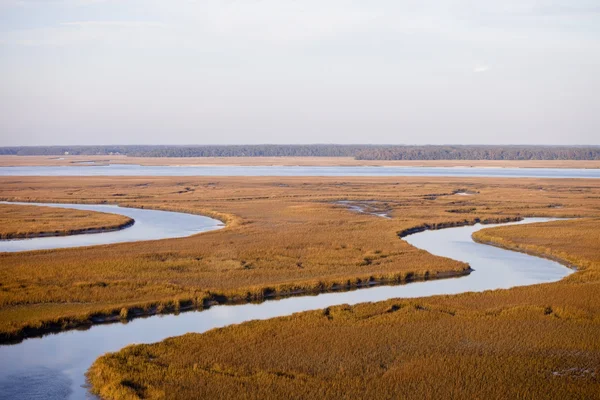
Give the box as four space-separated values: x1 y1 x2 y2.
1 164 599 178
0 217 573 399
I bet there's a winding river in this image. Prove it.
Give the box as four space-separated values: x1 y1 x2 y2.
0 204 574 399
0 202 224 252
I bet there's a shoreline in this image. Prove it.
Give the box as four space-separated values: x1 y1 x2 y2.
0 267 472 345
0 219 135 241
472 228 581 272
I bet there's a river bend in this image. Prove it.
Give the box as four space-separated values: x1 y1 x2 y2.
0 214 573 399
0 202 224 252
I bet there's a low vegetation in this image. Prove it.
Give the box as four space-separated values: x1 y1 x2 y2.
0 203 133 239
1 176 599 343
87 218 600 399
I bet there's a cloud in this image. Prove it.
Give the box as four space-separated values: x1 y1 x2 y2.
473 64 490 73
60 21 167 28
0 20 167 46
2 0 113 6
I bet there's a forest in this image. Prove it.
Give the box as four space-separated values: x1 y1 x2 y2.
1 145 599 160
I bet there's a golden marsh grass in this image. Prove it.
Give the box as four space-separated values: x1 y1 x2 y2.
1 176 599 343
0 203 132 239
88 217 600 399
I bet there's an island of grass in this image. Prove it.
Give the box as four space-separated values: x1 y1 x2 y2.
0 176 599 343
87 218 600 400
0 203 134 240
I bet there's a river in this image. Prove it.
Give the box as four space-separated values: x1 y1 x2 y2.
0 205 573 399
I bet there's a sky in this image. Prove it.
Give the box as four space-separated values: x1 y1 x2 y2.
0 0 599 146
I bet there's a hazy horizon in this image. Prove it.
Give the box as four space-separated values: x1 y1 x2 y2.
1 1 599 146
2 143 600 148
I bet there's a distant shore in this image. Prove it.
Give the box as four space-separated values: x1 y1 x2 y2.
1 155 599 169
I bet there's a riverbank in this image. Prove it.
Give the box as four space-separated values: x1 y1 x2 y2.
0 202 223 253
0 203 134 240
0 266 473 344
87 218 600 400
473 218 599 276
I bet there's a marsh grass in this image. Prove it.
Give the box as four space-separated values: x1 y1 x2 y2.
1 176 599 342
0 203 132 239
88 217 600 399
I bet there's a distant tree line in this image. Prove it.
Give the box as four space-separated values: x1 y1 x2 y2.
1 145 599 160
0 145 361 157
354 145 600 160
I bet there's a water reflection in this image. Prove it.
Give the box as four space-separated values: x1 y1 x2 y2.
0 367 72 400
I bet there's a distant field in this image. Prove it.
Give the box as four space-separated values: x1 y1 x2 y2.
88 218 600 400
0 203 132 239
1 155 600 168
1 176 599 342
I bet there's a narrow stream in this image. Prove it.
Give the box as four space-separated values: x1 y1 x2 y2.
0 215 573 399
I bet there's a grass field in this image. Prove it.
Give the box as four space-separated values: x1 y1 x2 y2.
0 203 132 239
87 218 600 400
1 176 599 343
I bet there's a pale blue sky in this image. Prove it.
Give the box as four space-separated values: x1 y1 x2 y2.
1 0 599 145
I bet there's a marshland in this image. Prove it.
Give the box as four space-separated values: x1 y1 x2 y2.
1 175 598 340
3 0 600 398
0 170 598 399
